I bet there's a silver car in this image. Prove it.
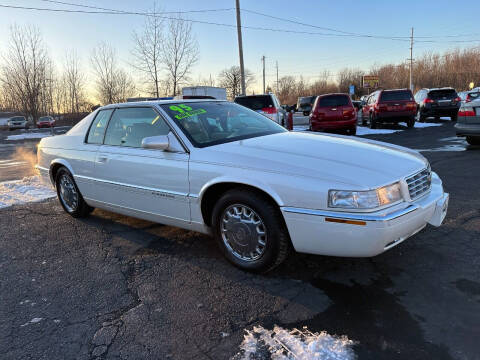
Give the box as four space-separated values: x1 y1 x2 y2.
456 98 480 145
7 116 27 130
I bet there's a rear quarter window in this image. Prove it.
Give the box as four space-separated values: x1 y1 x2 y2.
380 91 413 102
318 95 351 107
235 96 274 110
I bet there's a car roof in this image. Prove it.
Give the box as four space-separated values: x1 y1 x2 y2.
422 87 456 92
381 88 411 92
100 98 228 110
234 94 272 99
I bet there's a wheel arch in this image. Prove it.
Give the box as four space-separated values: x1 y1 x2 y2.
198 178 284 227
49 159 75 187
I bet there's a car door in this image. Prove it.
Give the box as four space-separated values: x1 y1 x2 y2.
74 109 114 199
91 106 190 223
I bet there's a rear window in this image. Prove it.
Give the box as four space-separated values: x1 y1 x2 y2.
299 96 315 105
428 89 457 100
235 96 274 110
380 91 413 101
318 95 351 107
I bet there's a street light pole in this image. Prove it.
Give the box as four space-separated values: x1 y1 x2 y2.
235 0 246 96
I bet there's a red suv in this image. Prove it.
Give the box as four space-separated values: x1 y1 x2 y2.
309 93 357 135
362 89 416 129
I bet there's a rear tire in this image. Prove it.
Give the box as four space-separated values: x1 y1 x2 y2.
406 117 415 128
416 110 425 123
451 114 458 122
466 136 480 145
55 167 93 218
369 113 377 129
211 189 290 273
348 127 356 135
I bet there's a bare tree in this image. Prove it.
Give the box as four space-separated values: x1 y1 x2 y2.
1 25 49 124
218 65 255 100
162 15 199 95
64 50 86 113
91 42 135 104
131 2 164 97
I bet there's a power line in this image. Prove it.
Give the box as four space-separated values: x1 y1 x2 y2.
35 0 234 14
3 3 480 44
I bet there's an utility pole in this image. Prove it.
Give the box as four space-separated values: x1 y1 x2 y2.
235 0 246 95
276 61 279 93
262 55 266 93
409 27 414 91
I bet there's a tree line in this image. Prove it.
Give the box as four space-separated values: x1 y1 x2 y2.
275 47 480 105
1 16 479 123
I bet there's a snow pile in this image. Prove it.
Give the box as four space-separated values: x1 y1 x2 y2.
234 326 356 360
6 133 52 140
356 127 401 135
399 122 443 128
0 176 56 209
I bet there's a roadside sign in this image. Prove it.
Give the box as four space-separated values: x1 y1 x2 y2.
469 82 475 89
349 85 355 95
362 75 379 89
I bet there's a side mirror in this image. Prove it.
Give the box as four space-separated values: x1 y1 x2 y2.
141 135 169 151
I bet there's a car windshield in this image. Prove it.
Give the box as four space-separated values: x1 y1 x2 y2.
11 116 25 121
428 89 457 99
235 96 274 111
380 91 413 101
39 116 50 121
318 95 350 107
161 101 286 148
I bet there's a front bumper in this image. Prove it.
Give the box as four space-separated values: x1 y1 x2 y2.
8 123 26 129
280 176 448 257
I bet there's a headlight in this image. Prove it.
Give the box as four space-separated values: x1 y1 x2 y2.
329 182 402 209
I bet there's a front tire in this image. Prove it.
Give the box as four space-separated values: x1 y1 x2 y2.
56 167 93 218
212 189 290 273
466 136 480 145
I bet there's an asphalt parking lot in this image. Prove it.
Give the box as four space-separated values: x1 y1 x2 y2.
1 120 479 359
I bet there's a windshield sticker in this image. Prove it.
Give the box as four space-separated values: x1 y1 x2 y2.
169 104 206 120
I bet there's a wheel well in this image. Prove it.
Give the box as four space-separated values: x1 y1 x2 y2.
50 163 65 185
201 183 280 227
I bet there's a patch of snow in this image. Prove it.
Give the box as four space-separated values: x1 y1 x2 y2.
0 176 56 209
6 133 52 140
356 127 402 135
399 122 443 128
21 317 43 327
234 326 356 360
293 125 309 132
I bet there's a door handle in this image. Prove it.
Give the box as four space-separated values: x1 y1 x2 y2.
97 155 108 163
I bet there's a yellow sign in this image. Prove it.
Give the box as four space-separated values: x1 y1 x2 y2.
469 82 475 89
363 75 380 89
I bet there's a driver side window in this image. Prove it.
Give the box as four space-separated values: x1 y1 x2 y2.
104 107 170 148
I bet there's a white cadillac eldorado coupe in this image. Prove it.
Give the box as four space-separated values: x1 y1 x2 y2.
36 100 449 272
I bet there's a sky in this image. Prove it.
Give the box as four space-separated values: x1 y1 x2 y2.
1 0 480 95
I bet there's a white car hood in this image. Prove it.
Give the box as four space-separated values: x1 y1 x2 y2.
195 132 428 189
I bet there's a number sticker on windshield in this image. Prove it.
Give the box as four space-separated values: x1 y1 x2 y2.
169 104 206 120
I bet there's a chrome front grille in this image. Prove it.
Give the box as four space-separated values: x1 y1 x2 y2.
406 168 431 200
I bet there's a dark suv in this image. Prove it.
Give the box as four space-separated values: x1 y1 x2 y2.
361 89 417 128
414 88 461 122
296 96 317 116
